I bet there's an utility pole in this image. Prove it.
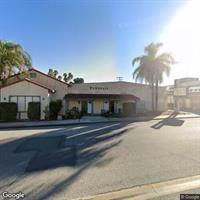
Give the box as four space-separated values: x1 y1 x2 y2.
116 76 123 81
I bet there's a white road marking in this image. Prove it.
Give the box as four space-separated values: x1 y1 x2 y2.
67 123 121 139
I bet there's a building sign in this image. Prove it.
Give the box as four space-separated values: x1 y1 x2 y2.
90 86 108 91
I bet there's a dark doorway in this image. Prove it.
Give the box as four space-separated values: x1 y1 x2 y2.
109 101 115 113
123 102 136 116
81 101 88 115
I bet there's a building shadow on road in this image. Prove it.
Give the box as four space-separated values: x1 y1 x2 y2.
0 122 134 199
151 112 184 129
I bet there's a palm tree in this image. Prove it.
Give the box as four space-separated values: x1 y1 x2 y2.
0 40 32 79
57 75 62 81
48 69 54 76
132 43 175 111
53 70 58 78
63 72 73 83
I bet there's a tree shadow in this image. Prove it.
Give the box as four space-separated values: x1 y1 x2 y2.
151 112 184 129
0 122 134 199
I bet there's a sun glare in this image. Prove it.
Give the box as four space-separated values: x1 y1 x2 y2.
161 0 200 84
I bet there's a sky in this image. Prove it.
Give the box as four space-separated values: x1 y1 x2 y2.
0 0 191 84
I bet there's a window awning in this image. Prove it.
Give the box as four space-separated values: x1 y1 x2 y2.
64 93 140 101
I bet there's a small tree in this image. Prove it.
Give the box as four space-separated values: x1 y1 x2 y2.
49 100 62 120
28 102 41 120
73 77 84 84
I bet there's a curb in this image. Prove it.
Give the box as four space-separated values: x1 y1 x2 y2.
75 174 200 200
0 119 131 130
0 115 200 130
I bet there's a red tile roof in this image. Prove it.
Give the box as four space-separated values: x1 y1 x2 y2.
1 67 70 87
0 78 55 92
31 68 70 86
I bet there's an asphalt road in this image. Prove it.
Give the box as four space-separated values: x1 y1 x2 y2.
0 117 200 200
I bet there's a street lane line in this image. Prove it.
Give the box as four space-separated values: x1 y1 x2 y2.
76 175 200 200
67 123 121 139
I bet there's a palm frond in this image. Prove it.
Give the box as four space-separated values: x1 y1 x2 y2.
132 56 142 67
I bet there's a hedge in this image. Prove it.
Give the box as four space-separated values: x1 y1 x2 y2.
0 102 18 121
49 100 62 120
27 102 41 120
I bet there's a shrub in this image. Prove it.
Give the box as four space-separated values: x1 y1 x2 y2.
49 100 62 120
65 107 82 119
28 102 41 120
43 106 50 120
0 102 18 121
101 109 110 117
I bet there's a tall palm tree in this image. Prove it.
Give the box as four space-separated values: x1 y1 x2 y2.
57 75 62 81
132 43 175 111
53 70 58 78
63 72 73 83
48 69 54 76
0 40 32 79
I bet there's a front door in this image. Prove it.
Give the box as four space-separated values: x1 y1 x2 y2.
109 101 115 113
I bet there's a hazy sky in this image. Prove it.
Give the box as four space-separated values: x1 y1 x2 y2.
0 0 186 84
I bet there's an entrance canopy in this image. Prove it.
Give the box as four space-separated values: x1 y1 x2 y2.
64 93 140 101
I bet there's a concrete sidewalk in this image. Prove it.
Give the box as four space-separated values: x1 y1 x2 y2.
0 116 137 129
0 111 200 129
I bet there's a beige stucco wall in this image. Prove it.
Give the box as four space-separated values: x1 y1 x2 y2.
68 100 81 110
174 87 187 96
0 81 49 119
29 70 69 115
94 99 104 114
0 70 69 101
29 70 68 100
67 82 167 111
1 71 168 117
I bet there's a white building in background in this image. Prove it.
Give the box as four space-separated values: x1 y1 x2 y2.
166 77 200 112
0 68 168 120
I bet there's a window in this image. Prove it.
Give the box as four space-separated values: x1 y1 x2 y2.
18 97 26 111
9 96 41 112
33 96 40 102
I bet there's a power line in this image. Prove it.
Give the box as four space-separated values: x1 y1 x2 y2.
116 76 123 81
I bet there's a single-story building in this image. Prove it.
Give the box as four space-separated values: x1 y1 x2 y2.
0 68 168 120
64 93 140 116
167 77 200 112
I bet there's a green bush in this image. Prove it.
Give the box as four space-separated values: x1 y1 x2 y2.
43 106 50 120
0 102 18 121
49 100 62 120
65 107 82 119
28 102 41 120
101 109 110 117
